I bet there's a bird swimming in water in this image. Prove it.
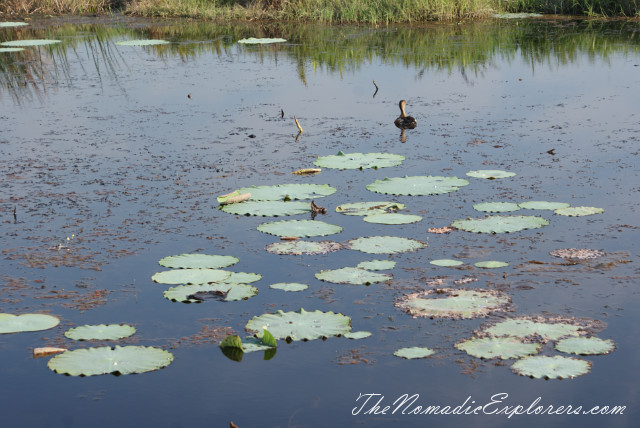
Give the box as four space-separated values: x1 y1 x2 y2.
394 100 417 129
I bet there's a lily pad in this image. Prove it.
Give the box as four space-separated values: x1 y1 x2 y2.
0 22 29 27
1 39 61 47
474 261 509 269
313 151 404 170
245 308 351 341
163 283 258 302
395 288 511 319
116 39 170 46
451 215 549 234
220 272 262 283
473 202 520 213
221 201 311 217
0 313 60 334
315 267 392 285
158 254 239 269
0 47 24 52
65 324 136 341
519 201 570 210
236 184 336 201
270 282 308 292
357 260 396 270
344 331 372 340
238 37 287 44
555 206 604 216
466 169 516 179
367 176 469 196
48 346 174 376
336 201 405 216
348 236 425 254
257 219 342 238
430 259 464 267
511 355 591 379
363 213 422 224
393 347 436 359
483 318 582 341
549 248 605 260
555 337 615 355
151 269 232 285
455 337 541 360
265 240 345 255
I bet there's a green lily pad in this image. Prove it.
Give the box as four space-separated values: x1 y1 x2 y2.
158 254 239 269
0 47 24 52
511 355 591 379
466 170 516 179
65 324 136 341
236 184 336 201
313 151 405 170
163 283 258 302
348 236 425 254
245 308 351 341
315 267 392 285
116 39 170 46
357 260 396 270
265 240 345 255
393 347 436 359
395 288 511 319
555 206 604 216
238 37 287 44
0 22 29 27
430 259 464 267
483 318 582 341
0 313 60 334
1 39 61 47
451 215 549 233
474 261 509 269
336 201 405 216
219 335 243 349
473 202 521 213
220 272 262 283
257 219 342 238
48 345 174 376
519 201 570 210
367 176 469 196
269 282 308 292
344 331 372 340
555 337 615 355
151 269 232 285
455 337 541 360
220 330 277 353
363 213 422 224
221 201 311 217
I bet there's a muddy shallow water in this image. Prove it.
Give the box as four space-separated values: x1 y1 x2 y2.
1 15 639 428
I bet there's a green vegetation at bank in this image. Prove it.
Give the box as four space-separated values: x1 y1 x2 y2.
1 0 639 21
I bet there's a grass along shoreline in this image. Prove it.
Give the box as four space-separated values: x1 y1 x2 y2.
1 0 639 22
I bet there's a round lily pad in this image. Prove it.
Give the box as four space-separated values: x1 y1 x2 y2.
555 337 615 355
519 201 570 210
65 324 136 341
367 176 469 196
430 259 464 267
395 288 511 319
0 22 29 27
473 202 520 213
348 236 425 254
245 308 351 341
265 240 345 255
151 269 232 285
549 248 605 260
344 331 372 340
164 283 258 302
221 201 311 217
0 47 24 53
270 282 308 292
336 201 405 216
357 260 396 270
116 39 170 46
1 39 61 47
393 347 436 359
48 345 174 376
511 355 591 379
363 213 422 224
238 37 287 44
483 318 582 341
158 254 239 269
555 206 604 216
466 169 516 179
451 215 549 233
220 272 262 283
455 337 541 360
0 313 60 334
236 184 336 201
474 261 509 269
315 267 392 285
257 219 342 238
314 151 405 170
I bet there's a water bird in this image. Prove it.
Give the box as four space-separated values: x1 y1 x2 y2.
394 100 417 129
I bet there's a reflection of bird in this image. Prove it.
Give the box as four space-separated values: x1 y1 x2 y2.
394 100 417 129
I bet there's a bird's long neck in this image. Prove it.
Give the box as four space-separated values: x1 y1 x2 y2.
400 103 407 118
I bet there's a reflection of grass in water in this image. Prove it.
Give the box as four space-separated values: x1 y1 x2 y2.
502 0 640 17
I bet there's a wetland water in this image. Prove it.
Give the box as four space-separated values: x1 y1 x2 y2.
1 15 639 428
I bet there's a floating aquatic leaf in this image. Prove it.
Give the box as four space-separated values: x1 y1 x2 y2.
474 261 509 269
363 213 422 224
237 184 336 201
265 240 345 255
314 151 405 170
219 335 243 349
33 347 67 358
65 324 136 341
395 288 511 319
116 39 170 46
348 236 425 254
257 219 342 238
336 201 405 216
245 308 351 341
220 272 262 283
1 39 61 47
218 191 251 205
473 202 520 213
259 329 277 348
519 201 570 210
163 283 258 302
151 269 232 285
238 37 286 44
549 248 605 260
221 200 311 217
367 176 469 196
0 313 60 334
466 170 516 179
555 206 604 216
492 13 543 18
455 337 541 360
158 254 239 269
430 259 464 267
393 347 436 359
451 215 549 234
357 260 396 270
344 331 372 340
0 22 29 27
555 337 615 355
483 318 582 341
315 267 392 285
270 282 308 292
511 355 590 379
220 330 277 354
0 47 24 52
48 346 174 376
292 168 321 175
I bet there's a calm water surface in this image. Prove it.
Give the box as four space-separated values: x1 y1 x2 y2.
1 15 639 428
